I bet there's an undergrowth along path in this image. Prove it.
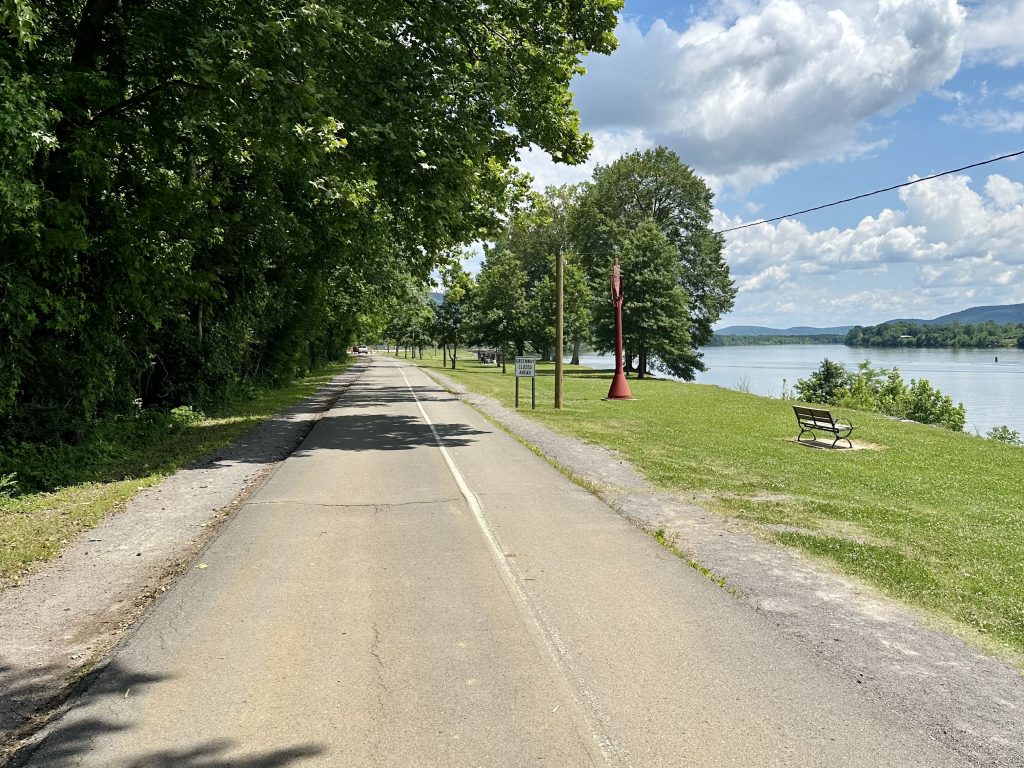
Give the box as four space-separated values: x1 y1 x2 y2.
0 360 367 756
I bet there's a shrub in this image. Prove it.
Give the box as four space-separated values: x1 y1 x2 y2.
0 472 18 499
800 358 966 431
795 359 851 404
168 405 206 432
987 425 1022 445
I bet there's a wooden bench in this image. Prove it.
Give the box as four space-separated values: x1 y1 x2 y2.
793 405 854 449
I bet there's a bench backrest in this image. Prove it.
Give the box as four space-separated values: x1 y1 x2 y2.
793 405 835 425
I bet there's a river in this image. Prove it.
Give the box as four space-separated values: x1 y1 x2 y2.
572 344 1024 436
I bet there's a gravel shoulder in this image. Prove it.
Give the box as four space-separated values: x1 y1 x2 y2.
422 365 1024 768
0 362 368 756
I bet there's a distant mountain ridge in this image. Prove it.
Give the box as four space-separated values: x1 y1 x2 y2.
716 303 1024 336
715 325 853 336
892 303 1024 326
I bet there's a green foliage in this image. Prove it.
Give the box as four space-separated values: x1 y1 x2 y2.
1 0 620 441
432 262 477 367
169 405 206 432
708 334 846 346
572 147 735 378
795 359 851 404
987 425 1022 445
0 472 18 498
470 248 531 359
847 321 1024 349
798 359 966 432
473 186 591 360
598 221 693 378
1 360 350 580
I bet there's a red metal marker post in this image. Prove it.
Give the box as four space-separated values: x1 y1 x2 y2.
607 257 633 400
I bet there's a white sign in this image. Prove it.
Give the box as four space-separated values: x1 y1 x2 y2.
514 356 536 378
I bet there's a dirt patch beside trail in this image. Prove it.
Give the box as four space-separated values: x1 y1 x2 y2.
423 366 1024 768
0 362 368 757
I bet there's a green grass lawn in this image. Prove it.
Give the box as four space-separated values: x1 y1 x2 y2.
415 349 1024 656
0 361 352 585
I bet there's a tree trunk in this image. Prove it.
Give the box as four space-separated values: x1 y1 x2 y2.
570 338 581 366
501 350 506 374
637 343 647 380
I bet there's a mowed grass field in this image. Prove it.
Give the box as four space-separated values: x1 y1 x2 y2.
413 350 1024 657
0 361 352 585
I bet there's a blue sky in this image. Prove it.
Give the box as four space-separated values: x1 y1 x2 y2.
516 0 1024 328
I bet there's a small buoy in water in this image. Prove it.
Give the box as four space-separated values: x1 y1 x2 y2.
995 356 999 363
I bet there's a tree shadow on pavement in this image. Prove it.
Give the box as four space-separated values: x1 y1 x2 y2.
330 384 458 410
5 659 324 768
291 412 486 454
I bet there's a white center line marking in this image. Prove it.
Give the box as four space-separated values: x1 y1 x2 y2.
393 362 625 767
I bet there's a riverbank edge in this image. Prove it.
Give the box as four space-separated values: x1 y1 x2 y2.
0 361 370 758
417 362 1024 768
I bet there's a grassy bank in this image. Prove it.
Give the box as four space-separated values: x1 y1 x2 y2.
416 350 1024 656
0 360 352 584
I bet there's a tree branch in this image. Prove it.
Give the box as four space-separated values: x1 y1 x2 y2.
90 78 205 122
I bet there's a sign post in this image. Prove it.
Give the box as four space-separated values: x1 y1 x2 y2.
515 356 536 409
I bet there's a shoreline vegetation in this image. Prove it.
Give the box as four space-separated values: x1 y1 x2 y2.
708 334 846 346
413 348 1024 658
713 320 1024 349
0 360 352 586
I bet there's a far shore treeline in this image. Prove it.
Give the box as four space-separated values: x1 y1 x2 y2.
713 321 1024 349
845 321 1024 349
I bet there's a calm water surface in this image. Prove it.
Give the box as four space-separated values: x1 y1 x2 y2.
573 345 1024 436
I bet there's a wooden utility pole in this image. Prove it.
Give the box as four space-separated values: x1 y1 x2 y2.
555 251 564 409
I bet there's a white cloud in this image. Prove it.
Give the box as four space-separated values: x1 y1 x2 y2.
986 173 1024 207
1007 83 1024 100
720 172 1024 324
942 108 1024 132
963 0 1024 66
516 129 652 190
572 1 965 189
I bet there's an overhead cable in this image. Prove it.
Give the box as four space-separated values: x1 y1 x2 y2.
716 148 1024 235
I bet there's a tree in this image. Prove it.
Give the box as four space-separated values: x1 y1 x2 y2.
572 147 735 378
1 0 621 439
434 262 474 369
795 359 852 404
589 222 692 378
469 249 530 372
492 187 591 361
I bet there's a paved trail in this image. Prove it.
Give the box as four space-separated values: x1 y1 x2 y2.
17 359 960 767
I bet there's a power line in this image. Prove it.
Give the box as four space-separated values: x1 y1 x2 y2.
716 148 1024 235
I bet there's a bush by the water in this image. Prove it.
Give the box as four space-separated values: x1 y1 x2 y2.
987 425 1022 445
795 359 966 431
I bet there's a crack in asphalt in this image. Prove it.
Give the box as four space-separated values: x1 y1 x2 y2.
247 498 461 509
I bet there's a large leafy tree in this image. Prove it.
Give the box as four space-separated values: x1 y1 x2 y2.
590 222 692 379
492 187 591 360
434 261 475 369
573 147 736 379
469 248 530 370
1 0 620 438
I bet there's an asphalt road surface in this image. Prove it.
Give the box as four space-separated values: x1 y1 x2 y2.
19 359 962 767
